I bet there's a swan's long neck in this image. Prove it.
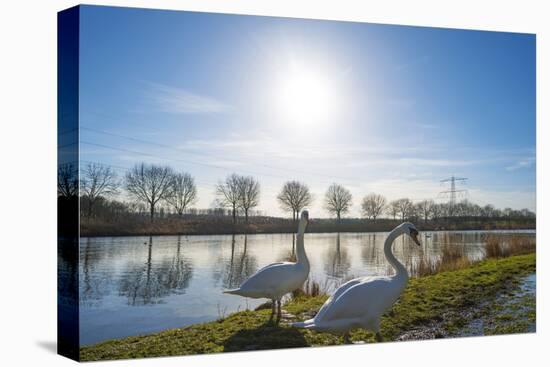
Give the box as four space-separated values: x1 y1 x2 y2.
384 228 408 281
296 220 309 270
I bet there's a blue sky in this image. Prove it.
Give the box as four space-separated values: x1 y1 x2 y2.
78 5 536 217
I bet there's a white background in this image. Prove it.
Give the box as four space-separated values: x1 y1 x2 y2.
0 0 548 366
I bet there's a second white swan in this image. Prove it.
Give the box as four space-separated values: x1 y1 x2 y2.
292 222 421 342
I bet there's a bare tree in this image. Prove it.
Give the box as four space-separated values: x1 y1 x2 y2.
394 198 414 221
430 203 443 221
238 176 260 223
415 199 435 223
386 200 399 220
361 193 387 222
277 181 313 221
216 174 242 224
125 163 174 222
81 163 118 217
165 172 197 216
324 183 352 223
58 163 79 198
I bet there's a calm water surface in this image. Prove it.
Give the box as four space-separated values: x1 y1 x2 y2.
69 230 534 345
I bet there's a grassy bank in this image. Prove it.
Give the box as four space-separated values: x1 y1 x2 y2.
80 253 535 361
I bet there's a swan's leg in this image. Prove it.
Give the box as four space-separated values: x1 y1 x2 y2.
268 299 276 324
373 319 383 342
343 332 351 344
276 298 282 324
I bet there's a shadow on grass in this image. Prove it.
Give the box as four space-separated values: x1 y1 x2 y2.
223 322 308 352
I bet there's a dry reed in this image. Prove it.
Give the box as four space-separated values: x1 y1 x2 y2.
291 279 329 299
412 233 535 277
484 234 535 258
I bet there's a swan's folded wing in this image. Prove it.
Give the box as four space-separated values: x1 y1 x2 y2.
317 278 392 323
254 261 290 274
238 262 295 291
313 278 363 321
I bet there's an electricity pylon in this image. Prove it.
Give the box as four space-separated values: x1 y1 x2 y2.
439 176 468 206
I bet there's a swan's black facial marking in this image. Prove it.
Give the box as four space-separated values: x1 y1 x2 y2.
409 227 421 246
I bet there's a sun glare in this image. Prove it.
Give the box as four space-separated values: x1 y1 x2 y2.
277 69 336 125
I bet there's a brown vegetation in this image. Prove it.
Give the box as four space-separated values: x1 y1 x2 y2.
291 279 323 299
80 211 535 237
412 234 536 277
484 234 536 258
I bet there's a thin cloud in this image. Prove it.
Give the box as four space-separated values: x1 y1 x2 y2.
505 156 535 171
346 157 479 169
146 82 230 114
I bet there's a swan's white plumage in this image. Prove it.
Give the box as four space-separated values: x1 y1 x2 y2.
224 210 310 303
224 261 308 300
292 222 421 338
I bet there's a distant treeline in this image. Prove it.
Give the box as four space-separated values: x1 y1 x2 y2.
57 161 535 237
80 211 535 237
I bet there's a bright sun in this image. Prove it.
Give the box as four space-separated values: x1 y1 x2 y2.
277 69 336 125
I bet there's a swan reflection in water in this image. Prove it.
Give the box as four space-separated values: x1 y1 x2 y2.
118 236 194 306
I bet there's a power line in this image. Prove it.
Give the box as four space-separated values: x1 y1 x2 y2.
79 125 359 185
79 160 219 188
79 159 287 193
80 140 300 182
79 140 447 203
80 140 364 192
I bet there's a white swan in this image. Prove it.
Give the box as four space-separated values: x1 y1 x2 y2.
224 210 310 323
292 222 421 342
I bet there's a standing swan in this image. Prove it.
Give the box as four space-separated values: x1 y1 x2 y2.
292 222 421 342
224 210 310 323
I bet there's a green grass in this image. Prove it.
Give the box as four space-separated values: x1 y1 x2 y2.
80 253 535 361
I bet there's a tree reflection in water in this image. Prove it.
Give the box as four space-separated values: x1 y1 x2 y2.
276 234 297 262
215 234 258 289
80 237 109 307
361 233 419 276
157 235 194 295
58 238 79 307
361 233 382 270
323 233 351 279
118 236 194 306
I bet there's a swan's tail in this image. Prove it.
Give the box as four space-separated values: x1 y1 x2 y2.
291 319 317 329
223 288 242 295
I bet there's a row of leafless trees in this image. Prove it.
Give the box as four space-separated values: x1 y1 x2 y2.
124 163 198 222
69 162 198 222
362 195 536 223
59 162 535 224
215 173 260 224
